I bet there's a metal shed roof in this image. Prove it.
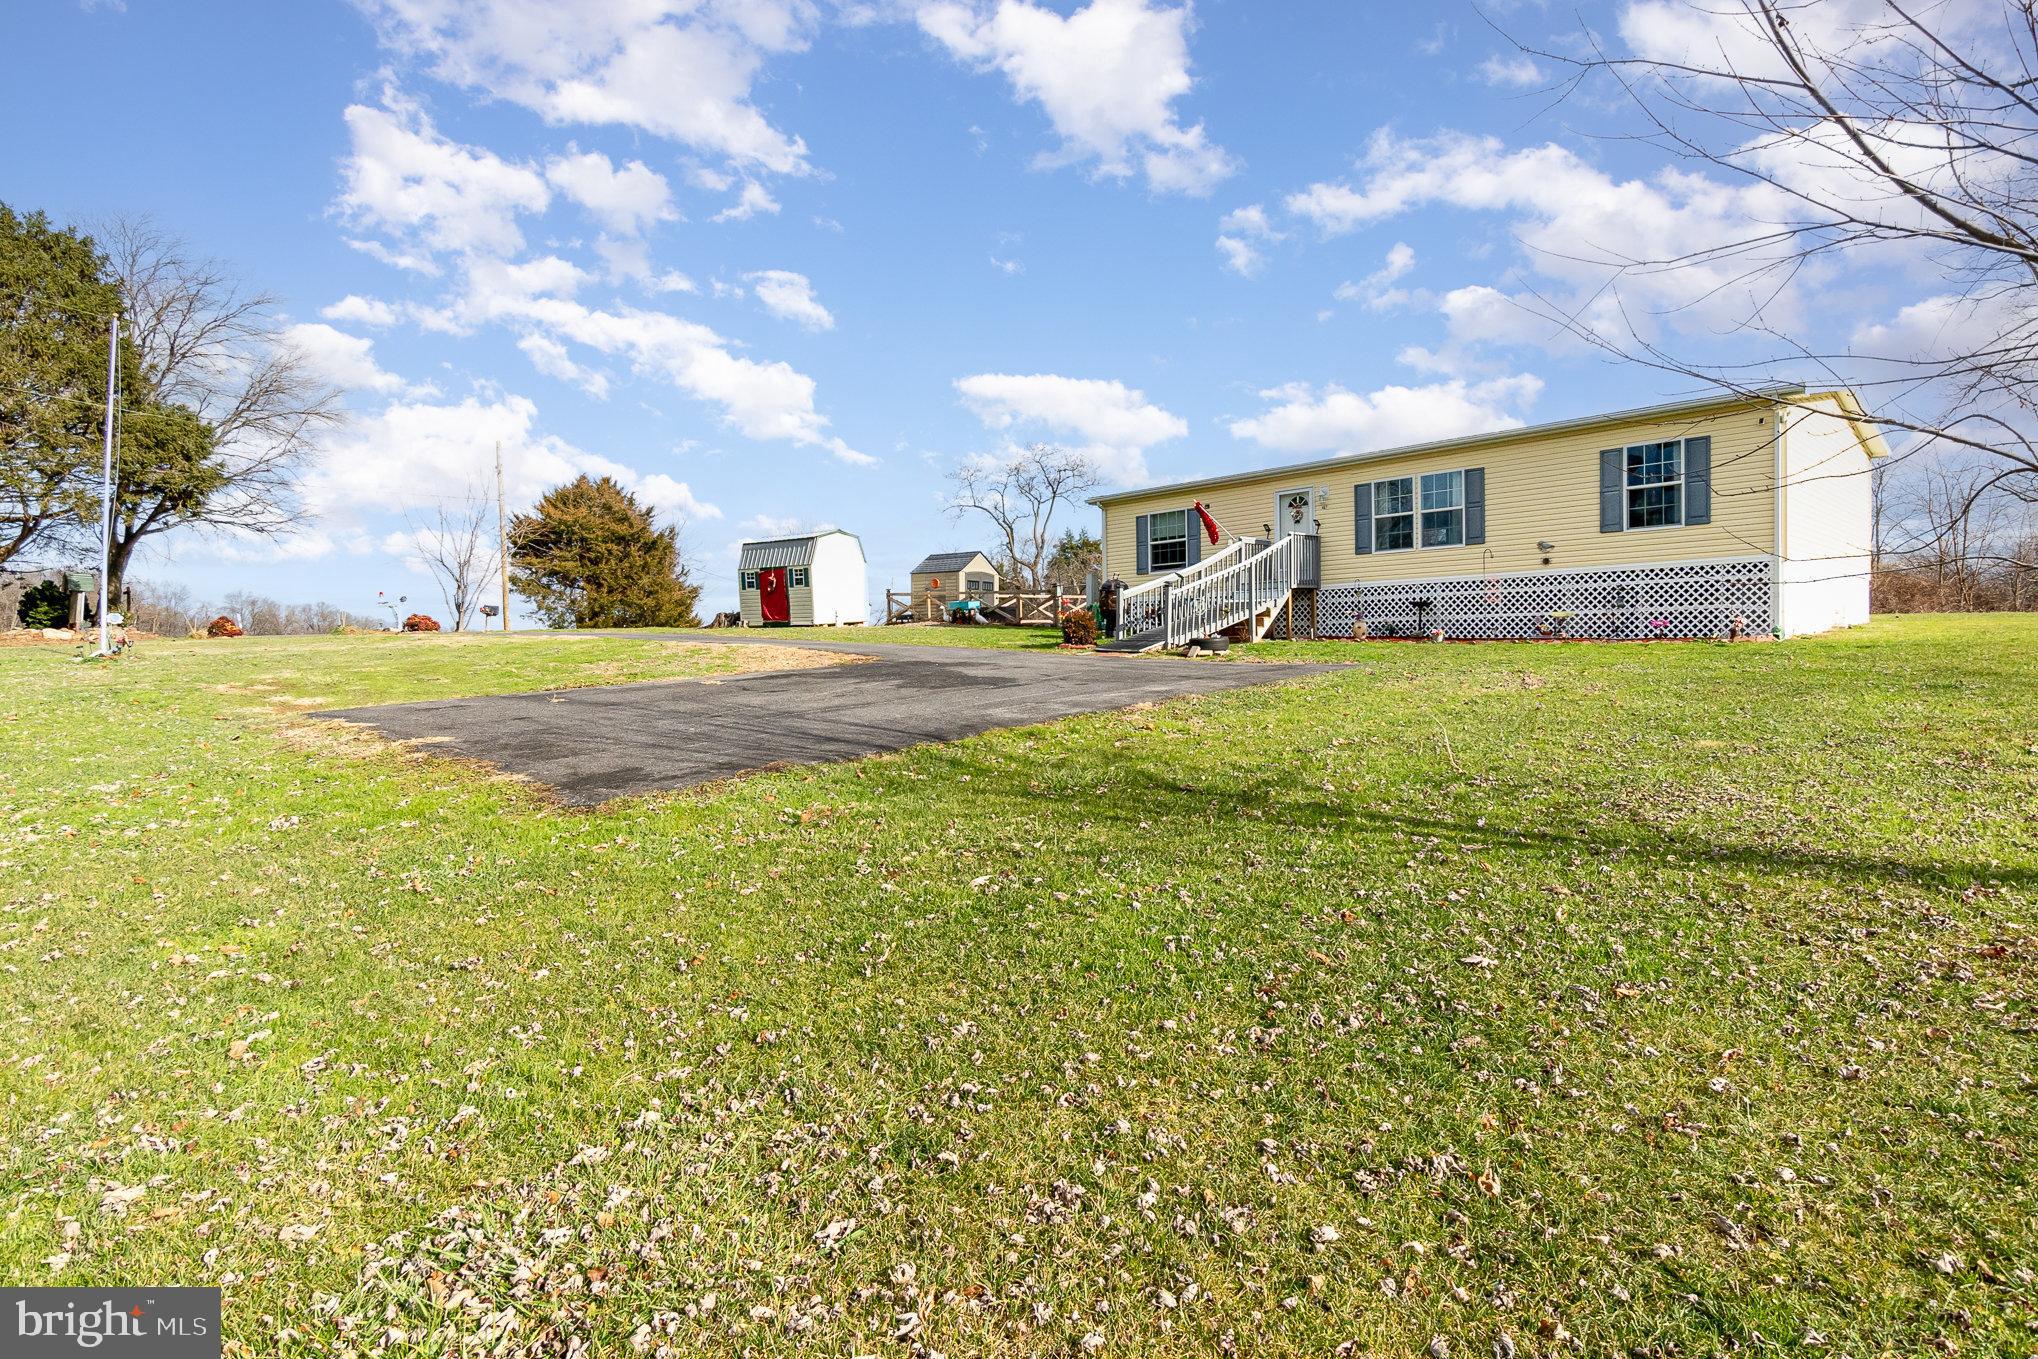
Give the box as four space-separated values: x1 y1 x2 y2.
910 550 990 575
737 529 863 571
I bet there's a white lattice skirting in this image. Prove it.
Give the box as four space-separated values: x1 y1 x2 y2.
1313 557 1775 640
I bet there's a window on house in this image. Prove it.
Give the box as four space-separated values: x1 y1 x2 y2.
789 567 809 587
1420 470 1465 547
740 570 758 589
964 574 993 595
1373 477 1415 551
1149 509 1189 570
1626 440 1683 528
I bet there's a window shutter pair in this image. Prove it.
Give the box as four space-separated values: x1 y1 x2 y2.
1599 438 1711 532
1353 471 1483 550
1135 514 1151 574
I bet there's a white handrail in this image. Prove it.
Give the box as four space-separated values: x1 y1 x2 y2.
1148 533 1313 648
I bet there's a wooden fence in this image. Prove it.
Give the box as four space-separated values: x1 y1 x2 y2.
884 588 1084 627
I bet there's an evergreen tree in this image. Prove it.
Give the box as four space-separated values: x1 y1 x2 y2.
509 475 702 629
0 204 124 568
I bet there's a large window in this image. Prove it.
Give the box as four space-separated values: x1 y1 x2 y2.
1149 508 1189 570
1626 440 1684 528
1373 477 1415 551
1420 470 1464 547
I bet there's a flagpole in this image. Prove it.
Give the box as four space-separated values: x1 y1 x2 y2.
96 315 118 657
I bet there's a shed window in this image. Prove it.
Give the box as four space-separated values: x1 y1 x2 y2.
964 574 994 595
740 570 758 589
1626 440 1684 528
1420 470 1465 547
789 567 809 587
1372 478 1415 552
1148 509 1189 570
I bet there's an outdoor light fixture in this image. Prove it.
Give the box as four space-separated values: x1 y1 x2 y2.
1537 540 1555 552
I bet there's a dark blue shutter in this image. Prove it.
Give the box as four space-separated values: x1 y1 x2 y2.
1683 437 1711 525
1463 467 1485 545
1599 449 1625 533
1135 514 1151 574
1184 506 1201 566
1353 482 1373 554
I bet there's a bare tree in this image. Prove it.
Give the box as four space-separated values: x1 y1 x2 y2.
1520 0 2037 563
404 487 499 631
89 216 344 596
946 444 1102 591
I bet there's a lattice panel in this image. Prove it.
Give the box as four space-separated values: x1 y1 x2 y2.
1313 558 1774 641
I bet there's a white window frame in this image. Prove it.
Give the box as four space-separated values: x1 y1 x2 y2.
740 570 759 590
1148 508 1189 571
1420 469 1465 548
789 566 809 588
1625 439 1685 530
1372 476 1416 553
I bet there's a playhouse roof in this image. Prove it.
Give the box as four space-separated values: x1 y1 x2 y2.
910 550 990 576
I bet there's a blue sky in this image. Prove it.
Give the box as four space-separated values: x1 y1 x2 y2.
1 0 1949 621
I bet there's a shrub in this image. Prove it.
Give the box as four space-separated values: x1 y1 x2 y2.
402 613 441 633
1058 607 1098 647
16 579 70 629
206 615 244 638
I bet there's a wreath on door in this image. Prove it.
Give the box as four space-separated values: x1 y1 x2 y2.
761 574 781 594
1287 496 1309 525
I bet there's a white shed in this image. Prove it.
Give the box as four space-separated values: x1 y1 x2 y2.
737 530 868 626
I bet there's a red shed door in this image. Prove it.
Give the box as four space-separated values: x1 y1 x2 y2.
757 566 791 623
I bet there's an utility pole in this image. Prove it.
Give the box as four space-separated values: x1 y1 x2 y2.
96 315 119 657
495 442 510 631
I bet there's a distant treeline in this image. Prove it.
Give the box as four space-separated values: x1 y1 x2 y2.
127 581 384 636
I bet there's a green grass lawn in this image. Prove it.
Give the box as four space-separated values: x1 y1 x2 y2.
2 617 2033 1356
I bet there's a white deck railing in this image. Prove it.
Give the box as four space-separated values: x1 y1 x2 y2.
1113 534 1318 649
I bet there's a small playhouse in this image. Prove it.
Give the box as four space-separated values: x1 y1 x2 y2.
907 550 998 620
737 530 867 626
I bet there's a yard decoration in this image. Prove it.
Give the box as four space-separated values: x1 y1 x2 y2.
206 615 243 638
402 613 441 632
1193 500 1223 545
1059 607 1098 647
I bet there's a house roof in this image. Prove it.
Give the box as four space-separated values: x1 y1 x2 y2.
910 550 990 575
737 528 863 571
1088 383 1867 507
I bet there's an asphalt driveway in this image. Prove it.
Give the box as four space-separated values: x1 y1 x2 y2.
320 635 1341 805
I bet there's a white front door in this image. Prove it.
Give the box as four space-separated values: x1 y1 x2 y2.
1276 488 1316 539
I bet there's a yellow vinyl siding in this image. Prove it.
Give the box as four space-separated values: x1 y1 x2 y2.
1104 402 1782 584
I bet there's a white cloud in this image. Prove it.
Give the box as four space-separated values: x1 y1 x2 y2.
592 235 698 293
305 392 637 518
635 473 724 523
745 269 835 330
440 268 868 463
321 294 400 327
544 149 676 234
517 333 611 398
989 254 1024 275
1332 241 1416 310
954 372 1187 482
919 0 1235 195
279 322 410 396
1283 128 1819 339
712 181 781 223
1476 53 1544 88
1214 202 1282 277
336 94 552 261
1229 374 1544 456
355 0 816 175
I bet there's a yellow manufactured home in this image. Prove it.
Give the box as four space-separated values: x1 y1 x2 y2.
1091 386 1886 645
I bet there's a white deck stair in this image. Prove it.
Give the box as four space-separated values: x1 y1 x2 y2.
1107 534 1319 653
